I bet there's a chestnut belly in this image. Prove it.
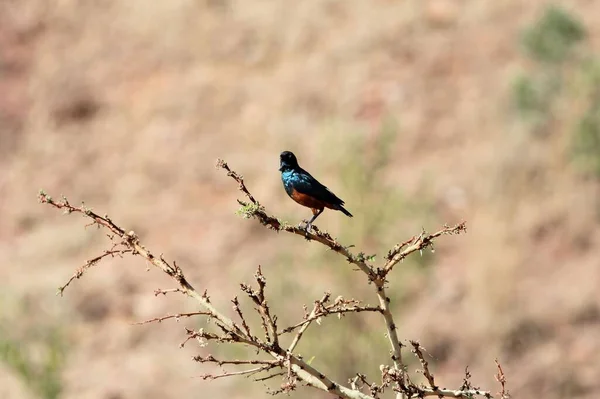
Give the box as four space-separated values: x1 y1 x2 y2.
290 188 331 211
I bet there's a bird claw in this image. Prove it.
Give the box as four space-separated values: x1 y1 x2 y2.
299 221 313 239
303 226 312 240
299 219 312 230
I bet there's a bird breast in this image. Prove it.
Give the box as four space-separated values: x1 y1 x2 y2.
281 170 296 196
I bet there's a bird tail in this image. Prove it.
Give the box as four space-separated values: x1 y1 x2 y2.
338 205 353 218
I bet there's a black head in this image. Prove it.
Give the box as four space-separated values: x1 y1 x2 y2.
279 151 299 172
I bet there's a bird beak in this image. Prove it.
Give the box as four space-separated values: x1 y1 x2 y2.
278 165 284 171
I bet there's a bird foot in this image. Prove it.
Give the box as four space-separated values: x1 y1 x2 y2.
298 221 313 239
299 220 313 230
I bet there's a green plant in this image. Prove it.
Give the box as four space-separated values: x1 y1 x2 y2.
511 73 559 124
512 4 600 182
521 5 586 64
571 60 600 178
512 5 587 130
0 325 65 399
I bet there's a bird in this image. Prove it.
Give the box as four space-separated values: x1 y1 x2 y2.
279 151 352 232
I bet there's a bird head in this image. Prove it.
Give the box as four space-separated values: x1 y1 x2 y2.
279 151 299 172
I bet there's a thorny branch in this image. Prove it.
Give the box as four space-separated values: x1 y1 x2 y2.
240 266 279 348
495 359 510 399
382 223 466 275
133 311 213 325
39 190 371 399
154 288 184 296
216 159 470 398
280 294 382 335
58 246 132 295
232 296 252 337
39 159 505 399
192 355 282 383
193 354 277 366
287 292 331 353
197 365 276 380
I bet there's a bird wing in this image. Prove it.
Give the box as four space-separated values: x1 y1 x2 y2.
293 168 345 206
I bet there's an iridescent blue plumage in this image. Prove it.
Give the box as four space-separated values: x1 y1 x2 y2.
279 151 352 231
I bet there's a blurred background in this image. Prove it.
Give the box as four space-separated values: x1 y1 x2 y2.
1 1 599 398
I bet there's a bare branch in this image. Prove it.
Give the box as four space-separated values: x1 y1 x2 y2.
383 223 467 275
254 266 279 348
215 162 484 398
404 387 493 398
495 359 510 399
254 371 286 382
40 159 498 399
240 266 278 347
40 190 373 399
288 292 331 352
281 304 382 335
281 294 382 358
179 327 240 348
232 296 252 337
374 284 405 395
57 246 132 296
351 373 383 398
133 311 212 325
216 160 469 398
410 340 437 390
197 365 275 380
39 192 250 341
154 288 184 296
192 354 278 367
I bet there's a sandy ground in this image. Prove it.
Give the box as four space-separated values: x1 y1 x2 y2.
1 1 600 398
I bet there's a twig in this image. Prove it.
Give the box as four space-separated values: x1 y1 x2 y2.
154 288 183 296
351 373 382 398
410 341 437 390
57 247 132 295
216 160 258 204
281 304 382 334
400 387 493 398
382 365 493 398
179 327 241 348
133 311 212 325
385 236 417 262
240 266 278 348
375 284 405 397
288 292 330 352
495 359 510 399
382 223 467 275
232 296 252 337
254 266 279 348
197 365 274 380
39 191 250 341
255 371 286 382
192 354 277 367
